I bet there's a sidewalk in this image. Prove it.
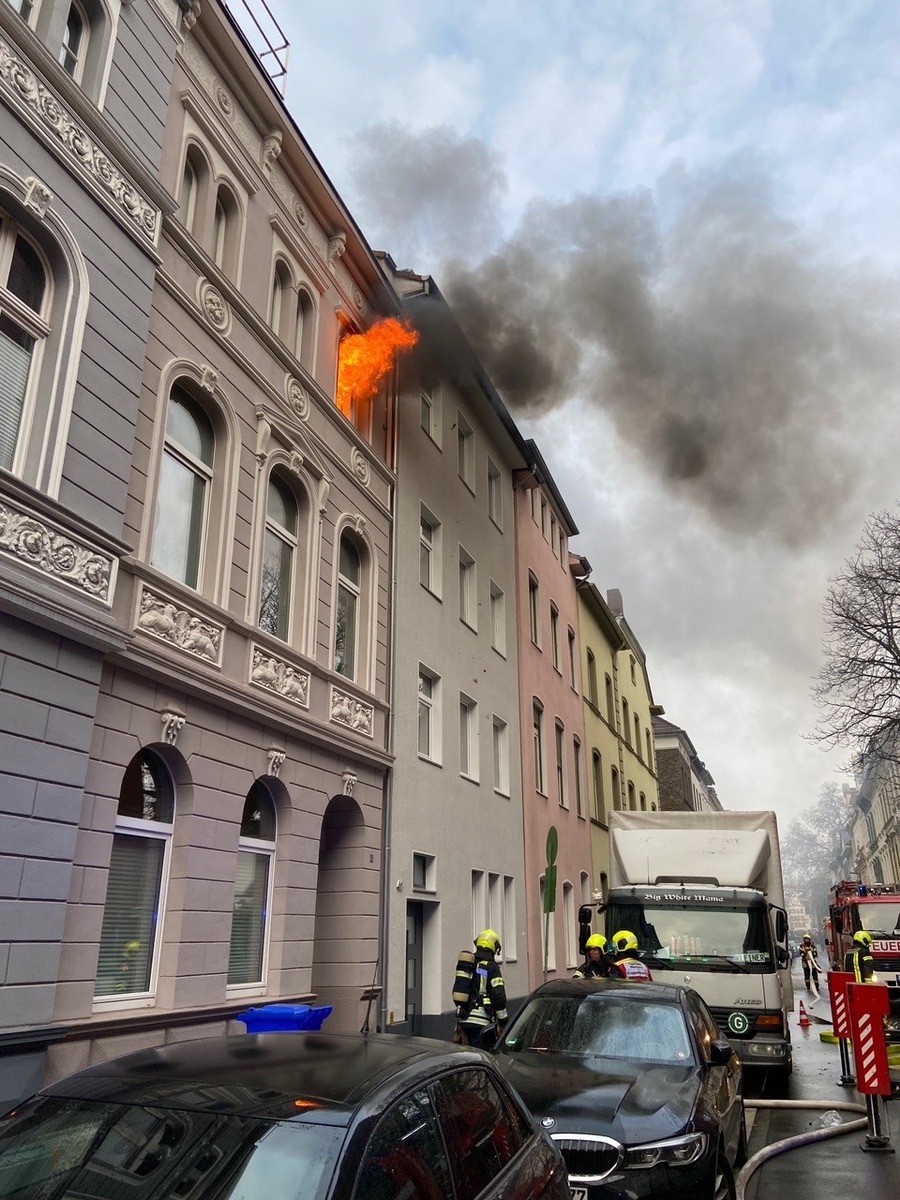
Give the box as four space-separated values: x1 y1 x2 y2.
745 978 899 1200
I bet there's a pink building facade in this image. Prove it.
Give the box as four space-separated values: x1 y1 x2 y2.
514 442 593 987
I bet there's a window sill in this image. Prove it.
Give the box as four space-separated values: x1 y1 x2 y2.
420 583 443 602
494 787 511 799
417 753 443 767
491 645 507 660
489 515 503 533
460 772 480 785
460 618 477 633
225 983 267 999
92 994 157 1014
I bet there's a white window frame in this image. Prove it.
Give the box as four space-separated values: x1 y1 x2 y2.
93 812 173 1012
418 664 441 763
487 457 502 527
489 580 506 656
533 699 546 794
226 828 276 995
567 626 577 689
471 869 487 940
573 736 584 819
555 719 567 808
150 387 214 591
459 692 479 782
421 383 440 444
528 572 540 646
488 872 502 953
419 504 441 595
492 715 509 796
564 881 577 967
503 876 517 961
258 471 298 643
59 0 89 83
457 411 474 489
333 531 363 682
458 545 476 629
412 852 436 892
550 603 560 672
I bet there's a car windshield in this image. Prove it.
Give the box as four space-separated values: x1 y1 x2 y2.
858 903 900 934
0 1095 344 1200
607 902 773 970
501 995 694 1065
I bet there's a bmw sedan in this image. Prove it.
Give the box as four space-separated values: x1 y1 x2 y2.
493 979 745 1200
0 1032 571 1200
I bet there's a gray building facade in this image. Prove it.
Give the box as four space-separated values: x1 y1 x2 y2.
1 0 401 1104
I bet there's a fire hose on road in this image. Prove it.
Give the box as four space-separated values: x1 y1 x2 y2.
736 1099 868 1200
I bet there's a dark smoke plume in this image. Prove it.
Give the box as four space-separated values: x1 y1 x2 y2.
353 124 900 547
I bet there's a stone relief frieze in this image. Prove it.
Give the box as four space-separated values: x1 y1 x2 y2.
136 587 223 665
250 647 310 707
285 377 309 420
330 686 374 738
0 499 113 602
0 37 159 245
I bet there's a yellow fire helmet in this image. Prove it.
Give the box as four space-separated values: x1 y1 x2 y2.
853 930 873 946
613 930 639 954
475 928 501 954
585 934 608 951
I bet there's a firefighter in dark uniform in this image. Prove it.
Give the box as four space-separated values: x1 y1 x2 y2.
573 933 614 978
844 929 875 982
456 929 509 1048
609 930 653 981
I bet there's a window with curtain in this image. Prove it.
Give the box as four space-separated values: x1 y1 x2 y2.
151 385 214 589
258 471 297 641
0 214 48 472
295 286 316 368
95 752 174 999
228 783 276 987
333 532 361 679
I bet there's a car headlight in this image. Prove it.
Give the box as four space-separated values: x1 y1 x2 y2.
624 1132 708 1169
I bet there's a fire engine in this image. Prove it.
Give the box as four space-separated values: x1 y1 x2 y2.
827 880 900 988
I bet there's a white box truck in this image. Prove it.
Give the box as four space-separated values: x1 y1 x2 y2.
589 810 793 1088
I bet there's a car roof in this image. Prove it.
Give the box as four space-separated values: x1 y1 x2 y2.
522 978 690 1004
41 1033 490 1124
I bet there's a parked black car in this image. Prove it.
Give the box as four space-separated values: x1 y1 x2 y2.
493 979 745 1200
0 1032 571 1200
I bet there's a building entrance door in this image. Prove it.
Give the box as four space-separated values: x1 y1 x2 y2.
406 901 424 1034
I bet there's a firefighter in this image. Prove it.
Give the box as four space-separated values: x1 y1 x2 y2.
799 934 820 989
609 930 653 981
456 929 509 1048
844 929 875 983
573 933 613 979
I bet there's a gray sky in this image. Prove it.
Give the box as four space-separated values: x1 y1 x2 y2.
249 1 900 818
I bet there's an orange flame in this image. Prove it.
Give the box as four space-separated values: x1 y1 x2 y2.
336 318 418 417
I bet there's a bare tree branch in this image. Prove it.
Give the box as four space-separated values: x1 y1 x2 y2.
811 507 900 762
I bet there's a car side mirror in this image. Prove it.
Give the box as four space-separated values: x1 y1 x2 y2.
709 1040 734 1067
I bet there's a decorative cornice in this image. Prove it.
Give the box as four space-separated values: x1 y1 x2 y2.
0 496 115 603
330 685 374 738
136 585 224 666
267 747 286 777
0 36 160 246
341 770 357 796
160 710 186 745
250 645 310 708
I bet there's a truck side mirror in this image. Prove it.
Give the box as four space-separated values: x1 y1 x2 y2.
774 908 788 944
775 946 789 969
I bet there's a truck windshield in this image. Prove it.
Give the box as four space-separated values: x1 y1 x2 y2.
859 903 900 934
607 901 773 971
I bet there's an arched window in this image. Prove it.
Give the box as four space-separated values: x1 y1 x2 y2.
295 286 316 368
228 782 276 987
151 384 214 589
259 470 298 641
178 145 210 239
59 1 87 79
270 259 293 342
333 531 361 679
95 750 174 999
611 766 621 811
591 750 604 822
212 183 240 278
627 781 636 811
0 215 49 472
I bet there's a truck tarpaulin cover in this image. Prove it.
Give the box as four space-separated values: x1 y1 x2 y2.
608 810 782 893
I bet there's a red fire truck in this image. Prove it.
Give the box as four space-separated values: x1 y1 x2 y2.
827 880 900 988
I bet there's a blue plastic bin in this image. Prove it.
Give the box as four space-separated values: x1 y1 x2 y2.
237 1003 333 1033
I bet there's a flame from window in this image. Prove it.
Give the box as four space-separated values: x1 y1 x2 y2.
336 318 418 417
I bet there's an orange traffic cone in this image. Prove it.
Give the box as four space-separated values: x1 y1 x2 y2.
798 1000 810 1028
